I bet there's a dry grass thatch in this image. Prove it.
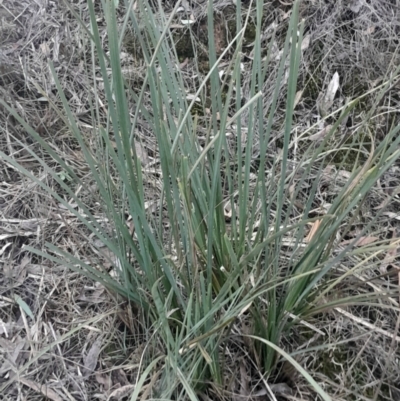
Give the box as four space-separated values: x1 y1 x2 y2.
1 0 400 400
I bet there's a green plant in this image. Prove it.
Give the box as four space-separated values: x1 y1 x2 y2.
1 0 400 399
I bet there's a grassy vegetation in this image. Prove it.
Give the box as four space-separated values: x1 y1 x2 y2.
1 0 400 400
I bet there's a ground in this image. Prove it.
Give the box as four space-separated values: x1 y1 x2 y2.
1 0 400 400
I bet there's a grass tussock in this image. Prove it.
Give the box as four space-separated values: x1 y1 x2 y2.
1 0 400 400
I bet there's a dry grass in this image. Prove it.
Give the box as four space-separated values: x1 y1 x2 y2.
1 0 400 400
